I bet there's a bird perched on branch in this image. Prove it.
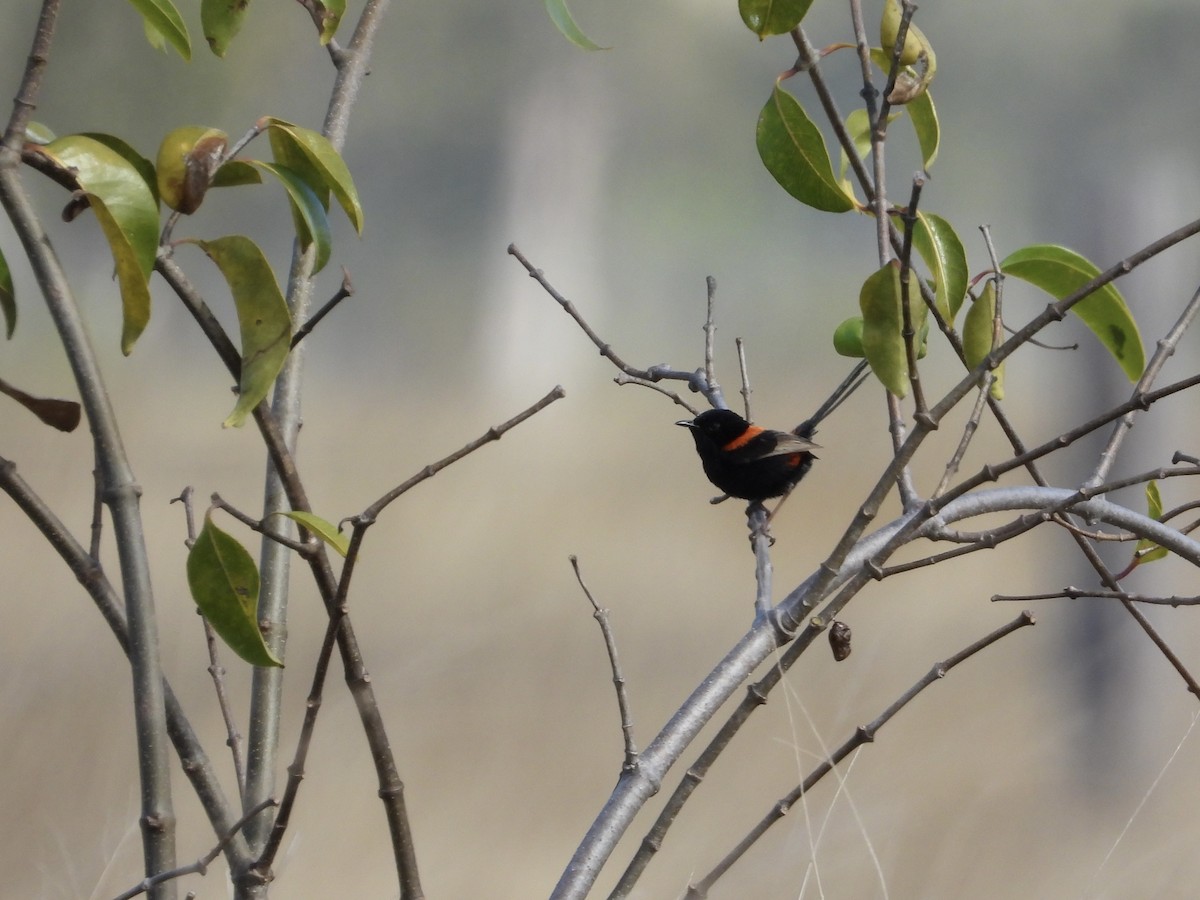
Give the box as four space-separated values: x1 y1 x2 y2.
676 361 868 503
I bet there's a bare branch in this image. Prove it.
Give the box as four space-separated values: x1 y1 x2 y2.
687 610 1035 897
359 384 566 521
291 268 355 348
994 587 1200 607
571 556 638 772
110 799 276 900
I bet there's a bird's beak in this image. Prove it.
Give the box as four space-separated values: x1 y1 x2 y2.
675 419 696 428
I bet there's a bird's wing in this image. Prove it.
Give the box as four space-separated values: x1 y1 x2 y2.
740 432 821 460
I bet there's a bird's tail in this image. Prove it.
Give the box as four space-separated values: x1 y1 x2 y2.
794 359 870 440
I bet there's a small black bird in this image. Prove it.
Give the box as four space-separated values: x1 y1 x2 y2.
677 361 868 502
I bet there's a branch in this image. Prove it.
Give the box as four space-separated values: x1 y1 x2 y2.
1086 279 1200 488
995 587 1200 607
508 244 716 403
290 268 354 349
110 799 276 900
0 456 250 871
0 0 57 152
358 384 566 521
0 28 178 891
555 484 1200 899
571 556 639 772
686 610 1036 897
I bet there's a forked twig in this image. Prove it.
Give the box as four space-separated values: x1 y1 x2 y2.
110 799 277 900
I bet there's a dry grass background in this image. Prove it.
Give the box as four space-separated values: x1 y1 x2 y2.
3 1 1200 898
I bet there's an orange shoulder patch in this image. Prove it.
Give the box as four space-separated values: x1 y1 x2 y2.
722 424 764 451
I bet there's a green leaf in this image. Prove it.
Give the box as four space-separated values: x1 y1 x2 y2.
738 0 816 39
187 513 282 667
313 0 345 44
201 0 251 57
860 261 924 397
41 136 158 354
128 0 191 60
251 161 333 273
963 281 1004 399
840 109 875 174
24 122 56 145
833 316 865 358
1134 481 1169 566
0 246 13 339
212 159 264 188
906 89 939 169
278 510 350 557
543 0 608 51
911 210 967 322
79 133 159 206
190 236 293 427
261 117 364 233
757 85 855 213
1001 244 1145 381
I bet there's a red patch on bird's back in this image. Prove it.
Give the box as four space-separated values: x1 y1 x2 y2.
722 424 764 451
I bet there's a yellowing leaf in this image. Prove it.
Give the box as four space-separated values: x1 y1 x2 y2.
278 510 350 557
190 236 293 427
40 136 158 354
187 513 282 667
156 126 229 213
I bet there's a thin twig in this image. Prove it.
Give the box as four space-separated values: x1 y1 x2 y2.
358 385 566 520
1088 280 1200 488
571 556 638 772
110 799 276 900
933 369 990 498
703 276 718 395
612 373 699 414
686 610 1036 897
209 493 315 555
291 268 354 348
749 505 773 619
508 244 716 402
874 0 920 145
251 568 351 876
173 487 247 799
994 587 1200 606
899 173 928 416
0 458 251 872
735 338 752 420
0 4 179 886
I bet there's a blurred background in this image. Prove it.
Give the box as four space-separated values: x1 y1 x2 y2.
2 1 1200 897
